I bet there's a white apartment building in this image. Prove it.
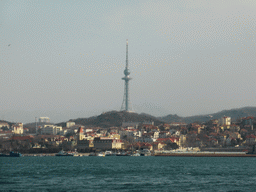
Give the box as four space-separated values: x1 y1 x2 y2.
43 125 62 135
220 116 231 126
66 121 75 128
12 123 23 134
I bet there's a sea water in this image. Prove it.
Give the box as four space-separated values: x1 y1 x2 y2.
1 156 256 191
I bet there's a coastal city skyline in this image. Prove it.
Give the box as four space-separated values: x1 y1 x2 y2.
2 2 256 191
1 0 256 123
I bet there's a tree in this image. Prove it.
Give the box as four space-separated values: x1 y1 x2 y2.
163 140 178 150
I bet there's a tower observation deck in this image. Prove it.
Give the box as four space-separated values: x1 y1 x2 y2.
121 39 132 112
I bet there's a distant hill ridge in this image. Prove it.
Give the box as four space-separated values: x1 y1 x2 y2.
158 106 256 123
63 110 164 128
53 106 256 127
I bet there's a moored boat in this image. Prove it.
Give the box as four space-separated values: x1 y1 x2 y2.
96 152 105 157
140 149 151 156
116 151 130 156
10 151 23 157
131 152 140 156
0 153 8 157
0 151 23 157
105 151 116 156
55 150 74 156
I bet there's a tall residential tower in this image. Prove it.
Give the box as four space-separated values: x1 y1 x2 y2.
121 39 132 112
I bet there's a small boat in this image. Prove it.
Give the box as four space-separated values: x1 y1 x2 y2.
97 152 105 157
131 152 140 156
55 150 74 156
140 149 151 156
0 153 8 157
105 151 116 156
116 151 130 156
0 151 23 157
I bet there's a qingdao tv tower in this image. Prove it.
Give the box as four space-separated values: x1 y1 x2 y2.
121 39 132 112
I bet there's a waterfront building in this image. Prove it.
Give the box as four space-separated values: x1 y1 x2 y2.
93 137 125 150
246 134 256 144
93 137 113 150
77 139 91 150
112 139 125 149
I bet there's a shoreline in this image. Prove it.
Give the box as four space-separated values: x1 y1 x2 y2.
22 153 90 157
3 151 256 157
155 152 256 157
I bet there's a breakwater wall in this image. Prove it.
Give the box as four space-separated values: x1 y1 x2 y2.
200 148 247 152
155 152 256 157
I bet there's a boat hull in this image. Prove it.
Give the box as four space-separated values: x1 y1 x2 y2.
55 154 74 156
0 152 23 157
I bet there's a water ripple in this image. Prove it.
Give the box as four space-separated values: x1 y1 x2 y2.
1 156 256 191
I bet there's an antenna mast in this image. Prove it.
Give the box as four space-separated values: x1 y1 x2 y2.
121 39 132 112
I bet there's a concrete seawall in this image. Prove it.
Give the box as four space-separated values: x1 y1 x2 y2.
155 152 256 157
23 153 90 157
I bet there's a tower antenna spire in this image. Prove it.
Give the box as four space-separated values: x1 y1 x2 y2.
121 39 132 112
126 39 128 69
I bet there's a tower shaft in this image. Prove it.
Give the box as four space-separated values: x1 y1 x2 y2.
124 80 129 110
121 40 132 112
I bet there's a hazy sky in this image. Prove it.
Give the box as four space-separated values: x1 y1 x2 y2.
0 0 256 123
